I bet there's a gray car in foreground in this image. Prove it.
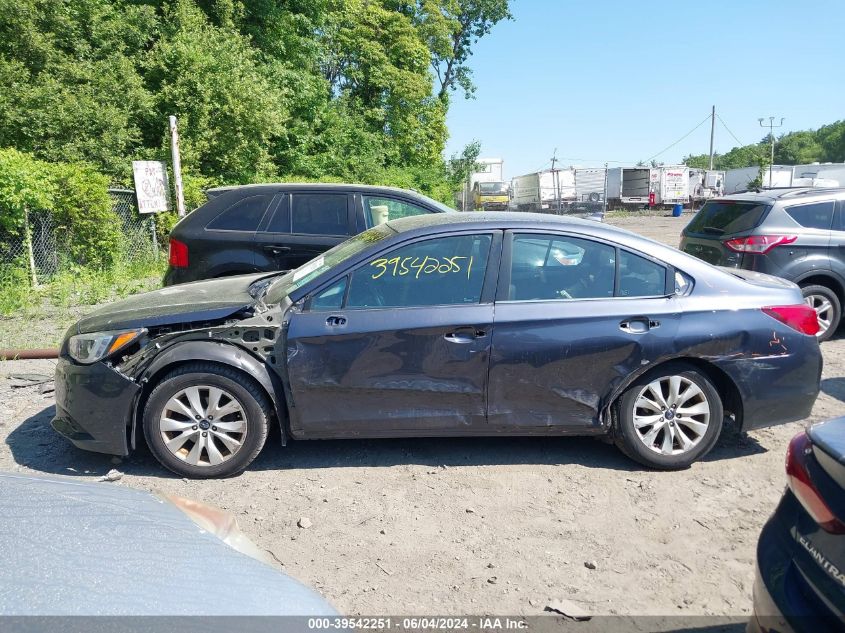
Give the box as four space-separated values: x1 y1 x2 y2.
680 187 845 340
0 472 335 622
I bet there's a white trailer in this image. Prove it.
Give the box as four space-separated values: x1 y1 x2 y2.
573 168 607 203
688 168 725 202
512 169 576 212
606 166 689 207
723 163 845 193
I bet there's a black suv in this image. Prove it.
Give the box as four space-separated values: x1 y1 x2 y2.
164 183 453 286
680 188 845 340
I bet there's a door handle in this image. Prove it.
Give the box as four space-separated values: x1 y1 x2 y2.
326 315 347 327
444 328 485 343
263 245 291 254
619 318 657 334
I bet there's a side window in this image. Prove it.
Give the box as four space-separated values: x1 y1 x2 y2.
509 234 615 300
206 195 270 231
618 250 667 297
311 277 347 311
346 234 492 308
835 200 845 231
363 196 431 227
785 201 834 230
264 196 291 233
291 194 349 235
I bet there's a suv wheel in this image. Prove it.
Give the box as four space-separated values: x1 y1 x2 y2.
801 284 841 342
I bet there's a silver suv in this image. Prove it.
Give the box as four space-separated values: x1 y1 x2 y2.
680 187 845 340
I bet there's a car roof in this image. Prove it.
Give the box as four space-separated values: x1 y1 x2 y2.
714 187 845 204
378 211 689 267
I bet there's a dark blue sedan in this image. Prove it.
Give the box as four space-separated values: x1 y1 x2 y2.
52 213 822 478
751 418 845 632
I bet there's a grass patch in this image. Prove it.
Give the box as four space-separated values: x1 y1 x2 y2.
0 255 167 350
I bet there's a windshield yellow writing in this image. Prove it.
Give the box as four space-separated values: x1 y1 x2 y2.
371 255 474 280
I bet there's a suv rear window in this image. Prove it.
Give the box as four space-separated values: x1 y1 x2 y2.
206 195 270 231
685 200 769 236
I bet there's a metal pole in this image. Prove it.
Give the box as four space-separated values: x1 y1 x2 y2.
602 162 608 216
151 215 159 261
169 115 186 217
550 149 560 214
708 105 715 170
758 116 784 188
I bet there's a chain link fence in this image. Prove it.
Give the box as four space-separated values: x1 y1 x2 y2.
0 189 160 284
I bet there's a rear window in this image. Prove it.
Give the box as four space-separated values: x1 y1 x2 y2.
685 200 769 236
291 193 349 235
206 195 270 231
785 201 834 230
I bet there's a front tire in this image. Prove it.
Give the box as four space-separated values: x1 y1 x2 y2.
613 363 723 470
801 284 841 342
142 363 271 478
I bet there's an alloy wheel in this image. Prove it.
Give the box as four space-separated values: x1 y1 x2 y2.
632 376 711 456
159 385 248 467
805 293 834 338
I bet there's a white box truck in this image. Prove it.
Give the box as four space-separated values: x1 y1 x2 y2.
512 169 576 212
606 166 689 208
457 158 507 210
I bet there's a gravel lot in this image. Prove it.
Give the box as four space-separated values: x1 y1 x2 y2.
1 212 843 618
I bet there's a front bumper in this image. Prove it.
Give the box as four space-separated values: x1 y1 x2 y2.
481 201 508 211
52 356 139 456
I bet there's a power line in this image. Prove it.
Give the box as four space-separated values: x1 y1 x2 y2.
716 113 745 147
643 113 713 163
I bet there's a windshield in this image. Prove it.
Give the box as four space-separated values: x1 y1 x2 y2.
479 182 508 195
685 200 770 236
264 223 398 303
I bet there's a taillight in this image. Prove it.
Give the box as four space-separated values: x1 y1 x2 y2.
724 234 797 254
762 305 819 336
786 431 845 534
168 238 189 268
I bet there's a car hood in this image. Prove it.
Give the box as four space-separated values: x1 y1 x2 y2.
0 472 336 617
75 274 269 334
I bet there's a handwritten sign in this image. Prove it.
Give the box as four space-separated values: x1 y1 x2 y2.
132 161 171 214
371 255 474 280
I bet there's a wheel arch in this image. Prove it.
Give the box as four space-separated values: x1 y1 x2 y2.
131 341 288 451
795 272 844 302
604 356 743 431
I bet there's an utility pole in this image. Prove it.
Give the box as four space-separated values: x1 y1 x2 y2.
169 115 186 217
708 105 716 170
758 116 784 188
550 149 560 214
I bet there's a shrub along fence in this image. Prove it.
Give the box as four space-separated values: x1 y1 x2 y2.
0 189 159 286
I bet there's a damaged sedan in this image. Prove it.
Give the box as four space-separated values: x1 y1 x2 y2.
53 213 823 478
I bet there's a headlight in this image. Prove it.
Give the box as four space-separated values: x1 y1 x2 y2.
67 328 145 364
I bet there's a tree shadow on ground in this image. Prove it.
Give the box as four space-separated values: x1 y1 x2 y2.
8 407 768 480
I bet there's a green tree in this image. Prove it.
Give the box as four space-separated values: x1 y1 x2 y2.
420 0 512 101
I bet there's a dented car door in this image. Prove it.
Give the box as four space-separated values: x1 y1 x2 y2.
488 231 681 429
284 232 501 436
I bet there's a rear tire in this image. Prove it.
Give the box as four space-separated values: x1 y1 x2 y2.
801 284 841 342
613 363 723 470
143 363 271 479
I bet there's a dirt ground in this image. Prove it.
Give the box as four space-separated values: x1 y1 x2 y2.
1 212 843 618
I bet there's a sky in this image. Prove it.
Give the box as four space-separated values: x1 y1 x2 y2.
444 0 845 179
